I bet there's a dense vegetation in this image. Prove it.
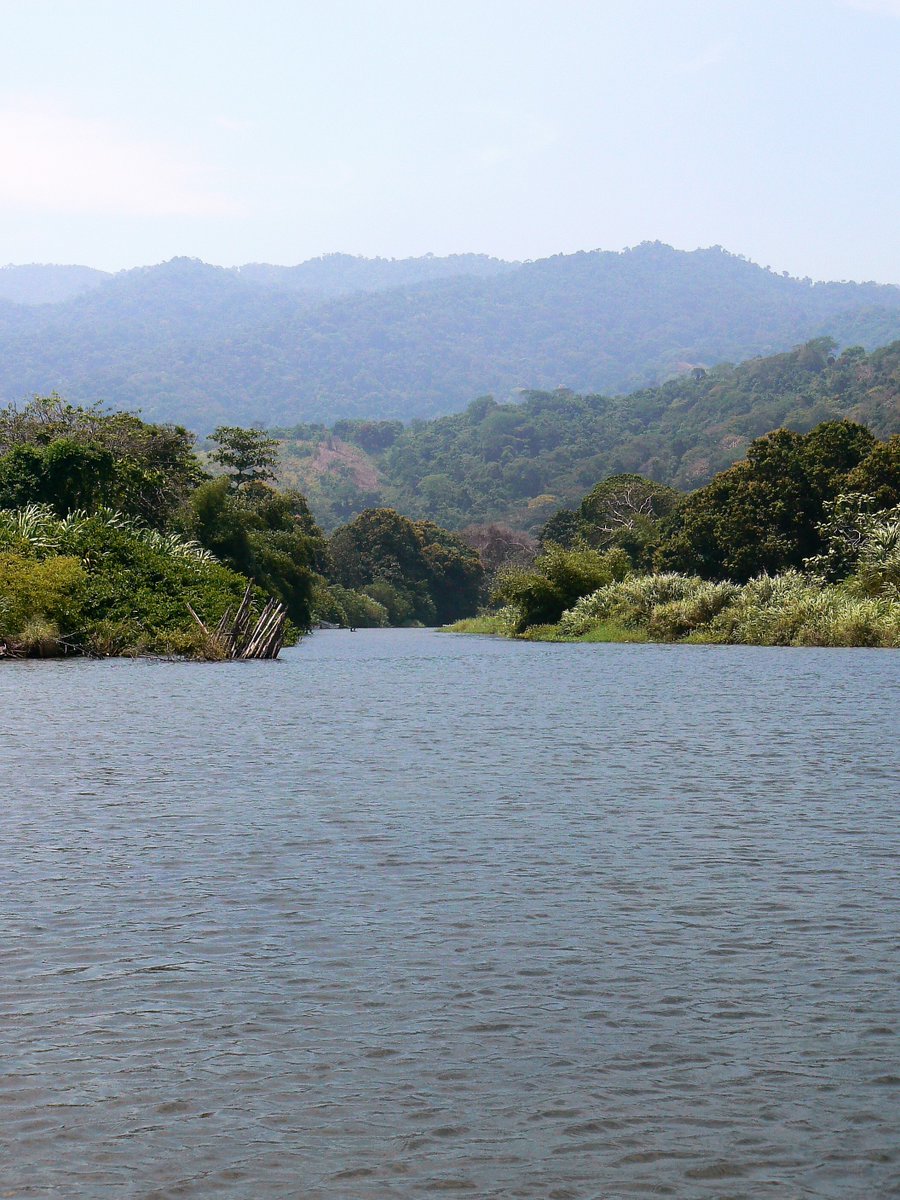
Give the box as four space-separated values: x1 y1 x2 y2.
2 245 899 428
451 420 900 648
327 509 483 627
0 398 483 657
276 338 900 532
0 504 252 658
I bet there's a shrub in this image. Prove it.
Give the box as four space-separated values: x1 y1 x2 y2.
0 552 85 635
11 618 62 657
707 571 900 646
559 572 704 635
555 569 899 646
853 515 900 598
493 545 631 632
331 584 389 628
646 581 739 639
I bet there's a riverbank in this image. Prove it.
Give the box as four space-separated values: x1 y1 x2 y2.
446 571 900 648
445 614 649 643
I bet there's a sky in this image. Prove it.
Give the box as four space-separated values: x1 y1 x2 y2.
0 0 897 281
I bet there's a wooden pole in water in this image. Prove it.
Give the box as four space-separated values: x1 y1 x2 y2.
188 584 287 660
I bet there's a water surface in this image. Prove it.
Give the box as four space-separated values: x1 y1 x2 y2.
2 630 898 1198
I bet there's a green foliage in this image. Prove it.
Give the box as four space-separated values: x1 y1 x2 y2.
843 434 900 508
13 617 62 657
541 473 680 567
551 570 899 648
558 573 716 636
655 421 887 581
275 339 900 534
181 478 322 628
442 611 519 637
493 544 632 633
704 573 899 647
327 507 484 625
3 247 899 428
311 580 388 628
0 504 251 656
362 579 420 626
414 520 484 624
332 419 404 452
853 510 900 598
0 395 203 525
0 552 85 635
803 493 900 588
0 402 328 655
578 474 680 538
209 425 280 488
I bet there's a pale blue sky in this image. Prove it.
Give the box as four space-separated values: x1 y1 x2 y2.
1 0 897 280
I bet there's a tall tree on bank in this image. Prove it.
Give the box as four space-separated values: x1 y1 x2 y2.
209 426 280 489
654 421 897 580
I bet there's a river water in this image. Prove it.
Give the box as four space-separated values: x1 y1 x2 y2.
2 629 898 1199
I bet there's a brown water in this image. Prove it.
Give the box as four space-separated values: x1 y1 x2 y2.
2 629 898 1198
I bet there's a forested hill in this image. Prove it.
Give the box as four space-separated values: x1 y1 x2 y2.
0 253 511 307
273 338 900 532
232 253 514 296
1 244 899 427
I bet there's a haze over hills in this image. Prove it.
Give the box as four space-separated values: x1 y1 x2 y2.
0 264 112 306
0 253 513 307
0 244 899 430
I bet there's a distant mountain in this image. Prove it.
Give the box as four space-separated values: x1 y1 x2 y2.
273 338 900 532
0 264 110 305
0 244 899 427
233 252 514 296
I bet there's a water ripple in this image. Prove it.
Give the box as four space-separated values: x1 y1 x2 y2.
1 631 898 1198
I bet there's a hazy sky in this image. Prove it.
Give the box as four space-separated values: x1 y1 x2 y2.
1 0 897 280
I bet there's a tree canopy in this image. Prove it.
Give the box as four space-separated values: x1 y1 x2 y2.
2 246 899 429
275 339 900 533
655 421 895 580
328 508 484 625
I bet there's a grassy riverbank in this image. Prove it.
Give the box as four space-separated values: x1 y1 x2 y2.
445 614 648 643
446 570 900 648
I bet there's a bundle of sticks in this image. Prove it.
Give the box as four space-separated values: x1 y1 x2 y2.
189 584 287 660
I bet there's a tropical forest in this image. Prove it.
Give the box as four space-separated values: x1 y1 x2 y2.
1 330 898 656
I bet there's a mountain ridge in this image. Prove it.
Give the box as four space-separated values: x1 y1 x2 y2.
1 244 898 428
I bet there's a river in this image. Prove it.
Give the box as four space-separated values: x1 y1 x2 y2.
2 629 898 1198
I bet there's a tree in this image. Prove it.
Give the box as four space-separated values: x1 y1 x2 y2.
655 421 882 581
181 477 324 628
578 474 679 541
0 396 202 526
209 426 279 489
459 523 538 576
327 507 484 625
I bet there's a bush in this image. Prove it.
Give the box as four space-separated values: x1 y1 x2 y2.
0 552 85 636
493 545 631 632
854 515 900 598
10 618 62 657
555 569 900 646
708 572 899 646
559 572 704 635
0 505 253 654
646 581 740 639
329 583 389 628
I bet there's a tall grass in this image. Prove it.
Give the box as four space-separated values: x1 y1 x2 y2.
0 503 217 563
559 574 736 636
556 570 899 647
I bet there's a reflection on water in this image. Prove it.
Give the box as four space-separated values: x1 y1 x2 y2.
1 630 898 1198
